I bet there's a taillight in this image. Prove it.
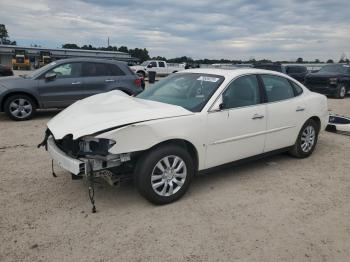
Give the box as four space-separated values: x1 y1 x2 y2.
134 78 142 87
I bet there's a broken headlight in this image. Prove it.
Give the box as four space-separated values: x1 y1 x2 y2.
78 137 116 156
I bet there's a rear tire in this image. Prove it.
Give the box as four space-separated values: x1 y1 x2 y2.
335 84 346 99
135 144 194 204
289 119 319 158
4 94 36 121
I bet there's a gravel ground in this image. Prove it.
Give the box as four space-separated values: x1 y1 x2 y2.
0 85 350 261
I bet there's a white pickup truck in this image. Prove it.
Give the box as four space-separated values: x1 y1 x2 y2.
130 60 185 77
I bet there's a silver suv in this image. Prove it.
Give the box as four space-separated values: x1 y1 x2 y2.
0 58 143 120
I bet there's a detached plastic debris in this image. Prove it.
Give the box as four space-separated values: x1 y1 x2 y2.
326 114 350 136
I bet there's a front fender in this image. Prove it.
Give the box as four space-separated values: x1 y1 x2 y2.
96 114 207 170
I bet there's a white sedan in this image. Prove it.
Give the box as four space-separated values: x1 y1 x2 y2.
43 68 328 205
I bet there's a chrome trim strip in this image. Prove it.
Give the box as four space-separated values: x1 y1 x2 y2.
211 125 295 145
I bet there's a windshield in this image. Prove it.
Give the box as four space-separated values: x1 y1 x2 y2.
140 61 149 66
137 73 224 112
23 61 58 79
319 64 350 74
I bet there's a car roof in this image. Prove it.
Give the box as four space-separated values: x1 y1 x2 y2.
181 68 290 79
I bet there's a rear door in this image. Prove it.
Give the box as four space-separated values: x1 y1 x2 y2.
259 74 307 152
80 62 119 97
37 62 83 108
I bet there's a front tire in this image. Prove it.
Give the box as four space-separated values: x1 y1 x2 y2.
335 84 346 99
135 144 194 204
4 94 36 121
289 119 319 158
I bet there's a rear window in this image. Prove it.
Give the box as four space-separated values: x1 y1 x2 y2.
109 64 125 76
290 81 303 96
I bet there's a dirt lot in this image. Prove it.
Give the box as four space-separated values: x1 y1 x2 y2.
1 95 350 262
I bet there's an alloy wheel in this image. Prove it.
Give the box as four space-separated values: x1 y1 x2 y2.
300 125 315 153
9 98 33 119
151 155 187 196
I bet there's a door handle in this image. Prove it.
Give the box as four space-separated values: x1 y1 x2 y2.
105 79 115 82
296 106 305 112
71 81 81 85
252 114 264 119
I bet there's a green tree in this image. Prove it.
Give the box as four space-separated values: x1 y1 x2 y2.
296 57 303 63
0 24 9 44
118 46 128 53
326 59 334 63
62 43 80 49
0 24 16 45
129 48 150 62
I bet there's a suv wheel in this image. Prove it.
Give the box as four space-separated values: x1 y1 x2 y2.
4 94 36 121
289 119 319 158
135 144 194 204
335 84 346 99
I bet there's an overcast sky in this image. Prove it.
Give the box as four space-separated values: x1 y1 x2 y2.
1 0 349 61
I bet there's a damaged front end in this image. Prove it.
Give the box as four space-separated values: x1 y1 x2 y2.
38 129 134 213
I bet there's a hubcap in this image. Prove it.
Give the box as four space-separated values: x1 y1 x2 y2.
151 155 187 197
300 125 315 153
9 98 32 118
340 86 346 97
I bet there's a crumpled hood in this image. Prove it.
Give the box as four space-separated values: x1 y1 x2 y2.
48 90 193 139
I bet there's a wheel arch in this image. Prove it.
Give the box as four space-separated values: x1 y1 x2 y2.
146 139 199 171
308 116 321 133
1 91 40 111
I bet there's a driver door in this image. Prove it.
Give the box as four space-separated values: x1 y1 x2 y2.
38 62 83 108
206 75 267 168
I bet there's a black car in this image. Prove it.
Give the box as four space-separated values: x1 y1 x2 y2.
253 63 308 83
0 58 143 120
304 64 350 99
0 64 14 77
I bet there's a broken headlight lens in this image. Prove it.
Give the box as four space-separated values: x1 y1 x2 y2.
78 137 116 156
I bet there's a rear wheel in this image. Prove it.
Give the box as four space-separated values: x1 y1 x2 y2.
289 119 319 158
135 144 194 204
335 84 346 99
4 94 36 121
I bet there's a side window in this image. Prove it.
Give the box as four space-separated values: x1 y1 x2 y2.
82 63 113 77
158 61 165 67
261 75 294 102
290 81 303 96
48 63 81 78
149 61 157 67
222 75 260 109
108 64 126 76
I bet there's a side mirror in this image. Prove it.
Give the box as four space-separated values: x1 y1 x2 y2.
211 96 226 112
147 64 153 68
45 72 56 81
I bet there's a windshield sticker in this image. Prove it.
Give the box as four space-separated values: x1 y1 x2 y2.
197 76 219 82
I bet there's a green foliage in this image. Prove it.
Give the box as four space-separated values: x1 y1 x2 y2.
0 24 16 45
61 43 150 62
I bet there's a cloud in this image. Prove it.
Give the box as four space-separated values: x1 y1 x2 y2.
0 0 349 61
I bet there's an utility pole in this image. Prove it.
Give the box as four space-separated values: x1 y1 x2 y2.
107 37 110 47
